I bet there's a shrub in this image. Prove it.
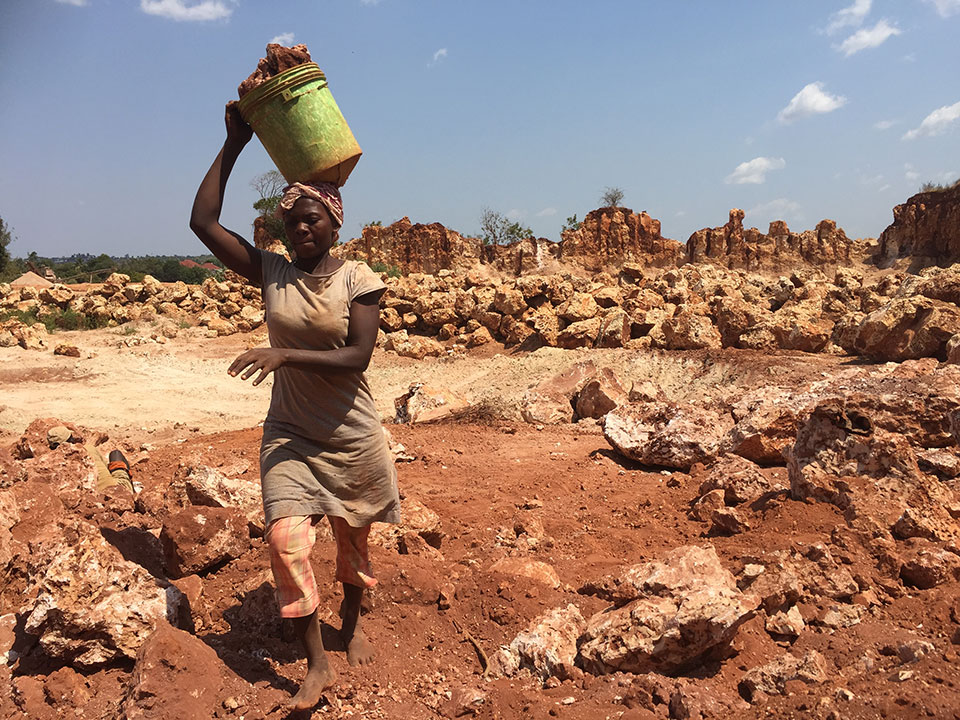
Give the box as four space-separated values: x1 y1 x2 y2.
369 261 402 278
600 186 625 207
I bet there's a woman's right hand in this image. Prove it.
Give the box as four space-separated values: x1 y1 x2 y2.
224 101 253 146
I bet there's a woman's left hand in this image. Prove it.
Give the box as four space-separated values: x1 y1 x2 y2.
228 348 287 386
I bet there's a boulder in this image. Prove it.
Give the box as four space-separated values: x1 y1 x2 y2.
385 332 446 359
21 518 184 666
698 455 784 505
854 296 960 361
370 496 443 551
499 604 585 681
556 317 602 349
160 506 251 578
747 544 858 611
574 368 627 420
785 397 960 542
521 361 597 425
489 557 561 588
738 651 829 702
116 622 261 720
183 465 264 534
577 545 757 674
661 310 722 350
595 308 630 348
899 541 960 589
604 402 734 470
394 383 470 424
726 388 816 464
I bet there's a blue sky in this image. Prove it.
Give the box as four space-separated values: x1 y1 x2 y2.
1 0 958 258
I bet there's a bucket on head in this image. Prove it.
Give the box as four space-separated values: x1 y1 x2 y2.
237 63 362 187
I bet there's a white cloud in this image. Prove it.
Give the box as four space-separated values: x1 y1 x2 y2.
725 157 786 185
270 32 294 45
430 48 448 65
860 173 884 185
746 198 803 224
905 164 921 182
879 184 892 192
903 101 960 140
873 119 897 130
140 0 232 22
777 82 847 124
506 208 525 220
825 0 871 34
675 210 687 217
926 0 960 17
836 19 901 56
535 207 557 217
360 0 382 4
56 0 90 6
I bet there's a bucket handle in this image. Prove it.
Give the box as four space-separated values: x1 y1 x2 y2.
281 79 327 103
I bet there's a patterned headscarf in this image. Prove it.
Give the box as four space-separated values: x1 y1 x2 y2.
275 181 344 229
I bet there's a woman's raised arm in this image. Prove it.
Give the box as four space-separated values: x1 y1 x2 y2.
189 102 263 284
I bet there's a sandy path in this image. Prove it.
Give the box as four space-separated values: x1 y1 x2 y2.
0 324 842 447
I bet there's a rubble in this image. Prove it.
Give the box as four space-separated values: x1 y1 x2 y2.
577 545 758 674
20 518 185 666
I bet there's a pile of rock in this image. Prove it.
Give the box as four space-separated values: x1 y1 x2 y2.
0 273 264 348
374 260 960 363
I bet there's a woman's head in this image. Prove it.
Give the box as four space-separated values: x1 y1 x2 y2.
276 181 343 229
276 182 343 260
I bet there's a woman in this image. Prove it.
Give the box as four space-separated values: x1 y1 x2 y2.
190 102 400 711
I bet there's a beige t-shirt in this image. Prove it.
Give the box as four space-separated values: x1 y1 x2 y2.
257 251 400 527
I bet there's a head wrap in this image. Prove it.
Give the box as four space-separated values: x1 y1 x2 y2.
275 181 344 229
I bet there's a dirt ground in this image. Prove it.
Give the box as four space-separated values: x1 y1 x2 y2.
2 326 960 719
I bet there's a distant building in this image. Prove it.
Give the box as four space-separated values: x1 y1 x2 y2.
179 259 200 268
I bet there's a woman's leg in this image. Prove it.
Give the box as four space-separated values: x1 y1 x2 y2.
266 516 336 709
329 516 377 666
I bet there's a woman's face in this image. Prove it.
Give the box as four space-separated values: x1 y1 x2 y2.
283 197 339 259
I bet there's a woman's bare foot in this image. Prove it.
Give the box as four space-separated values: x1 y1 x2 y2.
287 662 337 711
344 626 376 666
341 583 376 666
287 610 336 711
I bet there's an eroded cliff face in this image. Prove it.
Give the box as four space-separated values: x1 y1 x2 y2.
686 210 853 271
559 207 683 273
336 207 681 276
876 184 960 268
334 217 484 274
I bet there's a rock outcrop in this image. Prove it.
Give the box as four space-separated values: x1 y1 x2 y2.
558 207 683 272
686 209 854 271
335 216 483 275
876 182 960 268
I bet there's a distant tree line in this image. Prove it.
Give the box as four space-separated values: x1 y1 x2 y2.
0 251 223 285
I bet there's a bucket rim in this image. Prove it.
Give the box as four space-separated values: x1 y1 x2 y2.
237 62 327 119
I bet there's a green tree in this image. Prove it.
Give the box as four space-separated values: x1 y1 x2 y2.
0 216 12 274
479 207 534 246
600 186 625 207
251 170 287 249
562 213 581 232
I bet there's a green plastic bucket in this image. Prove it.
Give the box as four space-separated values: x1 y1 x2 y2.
237 63 362 187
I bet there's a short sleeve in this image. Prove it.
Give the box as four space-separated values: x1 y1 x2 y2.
258 248 287 288
347 261 387 302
